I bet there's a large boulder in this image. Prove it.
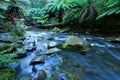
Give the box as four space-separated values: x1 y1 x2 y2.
63 36 91 53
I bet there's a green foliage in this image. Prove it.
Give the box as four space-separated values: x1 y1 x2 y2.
0 20 14 33
50 69 76 80
62 70 76 80
33 14 49 24
96 0 120 20
0 52 17 67
63 1 95 25
13 19 26 37
46 0 72 12
0 67 15 80
0 43 18 67
46 0 120 23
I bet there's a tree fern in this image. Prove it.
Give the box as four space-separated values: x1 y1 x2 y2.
96 0 120 20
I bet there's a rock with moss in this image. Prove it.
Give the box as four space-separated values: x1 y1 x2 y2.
30 55 45 65
50 70 76 80
62 70 77 80
18 74 32 80
0 67 15 80
33 70 47 80
63 36 91 53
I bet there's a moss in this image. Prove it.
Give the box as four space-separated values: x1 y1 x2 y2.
63 36 91 53
50 69 77 80
18 74 32 80
0 67 15 80
49 70 57 80
0 46 15 54
62 70 77 80
50 27 61 32
0 44 11 51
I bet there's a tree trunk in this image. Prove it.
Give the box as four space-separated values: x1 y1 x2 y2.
35 23 68 29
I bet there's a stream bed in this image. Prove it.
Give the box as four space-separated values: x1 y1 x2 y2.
13 28 120 80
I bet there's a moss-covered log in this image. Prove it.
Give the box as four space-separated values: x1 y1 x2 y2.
35 23 68 29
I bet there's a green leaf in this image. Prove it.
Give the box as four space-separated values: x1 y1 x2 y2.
0 14 5 19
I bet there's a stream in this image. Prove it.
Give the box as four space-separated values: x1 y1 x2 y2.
12 28 120 80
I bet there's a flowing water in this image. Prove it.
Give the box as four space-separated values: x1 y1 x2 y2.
13 28 120 80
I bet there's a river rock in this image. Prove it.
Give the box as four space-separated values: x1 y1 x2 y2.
44 47 61 55
48 36 54 40
24 42 35 51
23 37 35 51
48 41 58 48
18 74 32 80
30 55 45 65
33 70 47 80
50 71 71 80
109 38 120 43
17 48 27 58
63 36 91 53
35 41 48 52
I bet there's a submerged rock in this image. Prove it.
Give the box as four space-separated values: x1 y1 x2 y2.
17 48 27 58
44 47 61 55
23 38 36 51
30 55 45 65
108 37 120 43
33 70 47 80
24 42 35 51
47 36 54 40
48 41 58 48
50 70 76 80
35 41 48 52
18 74 32 80
63 36 91 53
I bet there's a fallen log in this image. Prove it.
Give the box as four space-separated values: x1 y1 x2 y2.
35 23 68 29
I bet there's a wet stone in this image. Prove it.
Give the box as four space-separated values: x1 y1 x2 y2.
24 42 35 51
48 41 58 48
33 70 47 80
30 55 46 65
35 41 48 52
18 74 32 80
44 47 61 55
63 36 91 53
17 48 27 58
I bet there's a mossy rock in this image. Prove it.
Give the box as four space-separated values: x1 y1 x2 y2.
63 36 91 53
18 74 32 80
62 70 77 80
50 70 77 80
0 67 15 80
